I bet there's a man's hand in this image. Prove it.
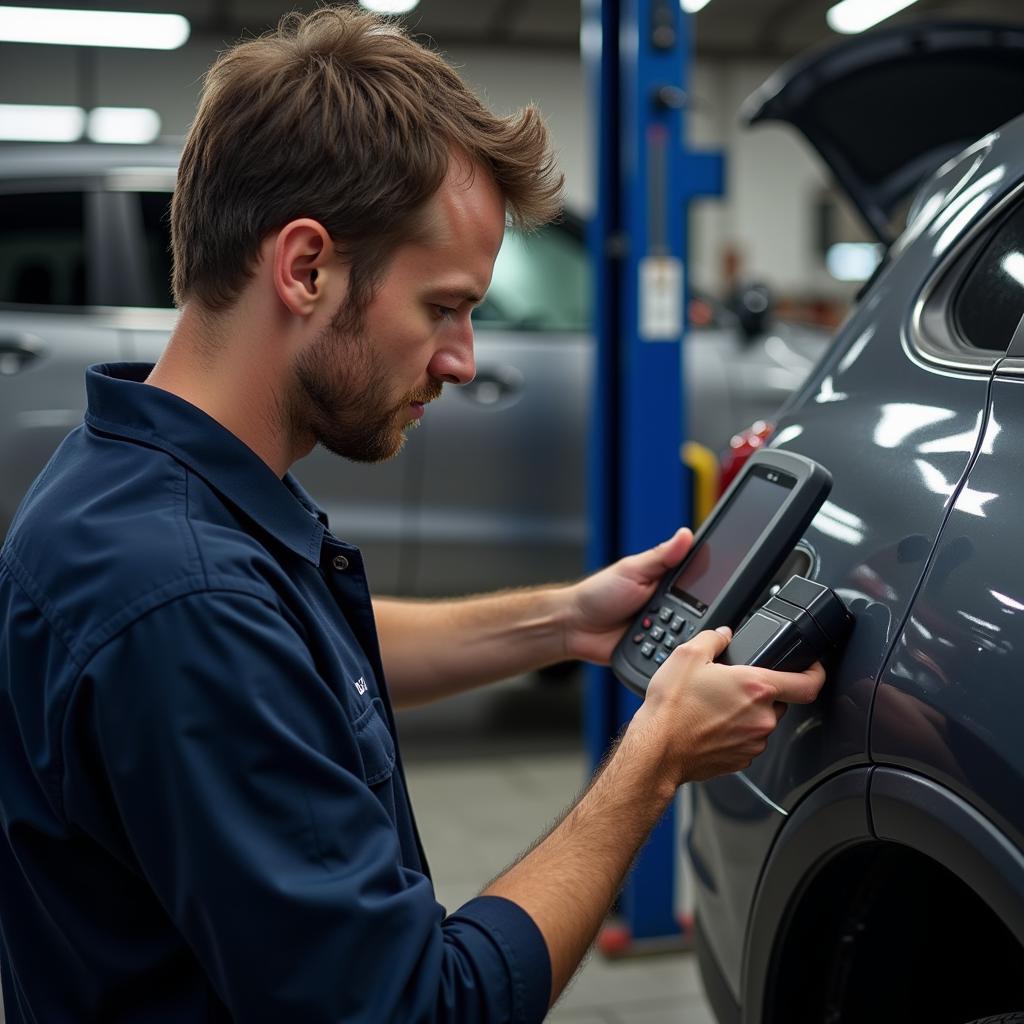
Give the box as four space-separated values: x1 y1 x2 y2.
631 626 826 785
561 527 694 665
485 621 826 1006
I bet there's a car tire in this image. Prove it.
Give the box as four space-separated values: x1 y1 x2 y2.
962 1015 1024 1023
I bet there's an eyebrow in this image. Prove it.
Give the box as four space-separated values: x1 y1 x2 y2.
435 287 485 307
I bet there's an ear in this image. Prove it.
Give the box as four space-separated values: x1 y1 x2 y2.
271 218 346 317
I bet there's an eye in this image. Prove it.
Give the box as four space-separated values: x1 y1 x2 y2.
434 305 457 322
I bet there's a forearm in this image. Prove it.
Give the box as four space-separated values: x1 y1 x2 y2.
478 629 828 1006
483 713 675 1005
374 588 572 708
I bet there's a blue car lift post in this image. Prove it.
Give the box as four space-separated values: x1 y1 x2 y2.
583 0 724 952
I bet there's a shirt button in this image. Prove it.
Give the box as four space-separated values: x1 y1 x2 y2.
332 554 349 571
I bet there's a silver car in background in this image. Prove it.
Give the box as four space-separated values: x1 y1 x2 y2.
0 145 826 595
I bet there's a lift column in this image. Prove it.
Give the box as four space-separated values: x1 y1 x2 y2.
583 0 724 946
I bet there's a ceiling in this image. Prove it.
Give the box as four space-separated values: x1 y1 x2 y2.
1 0 1022 60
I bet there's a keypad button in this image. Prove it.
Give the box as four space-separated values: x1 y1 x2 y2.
662 636 677 651
632 633 645 644
658 606 673 623
650 626 665 641
640 642 656 658
641 617 653 629
653 650 669 665
670 616 685 633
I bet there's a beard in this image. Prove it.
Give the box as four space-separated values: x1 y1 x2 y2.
290 300 442 464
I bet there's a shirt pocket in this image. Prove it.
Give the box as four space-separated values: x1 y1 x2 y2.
350 697 396 786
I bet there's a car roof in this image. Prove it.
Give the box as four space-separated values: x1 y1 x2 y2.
0 146 587 248
0 143 181 183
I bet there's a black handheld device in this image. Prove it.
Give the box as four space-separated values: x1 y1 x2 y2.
612 449 832 696
719 575 853 671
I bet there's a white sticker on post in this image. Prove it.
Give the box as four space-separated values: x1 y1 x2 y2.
639 256 683 341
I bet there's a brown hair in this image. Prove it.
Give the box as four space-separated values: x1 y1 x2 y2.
171 5 563 313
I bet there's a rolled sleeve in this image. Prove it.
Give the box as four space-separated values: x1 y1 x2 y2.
444 896 552 1024
60 588 552 1023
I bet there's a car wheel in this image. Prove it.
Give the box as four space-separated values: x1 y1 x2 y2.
962 1015 1024 1023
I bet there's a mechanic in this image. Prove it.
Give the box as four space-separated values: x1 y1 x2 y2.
0 7 825 1022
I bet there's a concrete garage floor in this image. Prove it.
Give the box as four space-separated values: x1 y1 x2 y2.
397 671 717 1024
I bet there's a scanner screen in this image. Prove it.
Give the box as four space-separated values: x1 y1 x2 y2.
671 469 794 615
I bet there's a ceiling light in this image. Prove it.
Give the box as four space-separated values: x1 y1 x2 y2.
826 0 920 34
680 0 713 11
87 107 161 144
0 6 190 49
0 103 85 142
357 0 420 14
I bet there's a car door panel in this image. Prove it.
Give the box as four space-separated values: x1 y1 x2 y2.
732 258 993 813
412 332 589 596
870 370 1024 854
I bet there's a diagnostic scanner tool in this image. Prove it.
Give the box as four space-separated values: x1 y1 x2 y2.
613 449 832 696
719 575 852 671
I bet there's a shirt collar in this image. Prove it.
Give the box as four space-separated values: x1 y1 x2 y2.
85 363 326 565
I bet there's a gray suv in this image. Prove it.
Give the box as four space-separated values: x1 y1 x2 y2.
690 21 1024 1024
0 146 826 597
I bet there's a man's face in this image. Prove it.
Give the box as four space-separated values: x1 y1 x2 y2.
290 160 506 463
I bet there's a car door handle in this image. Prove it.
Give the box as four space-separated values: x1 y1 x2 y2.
461 366 524 407
0 334 46 376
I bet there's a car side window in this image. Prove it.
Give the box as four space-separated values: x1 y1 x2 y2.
137 191 175 308
954 200 1024 351
473 222 589 332
0 192 86 307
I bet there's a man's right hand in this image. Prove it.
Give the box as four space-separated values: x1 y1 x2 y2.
631 625 827 786
484 622 826 1007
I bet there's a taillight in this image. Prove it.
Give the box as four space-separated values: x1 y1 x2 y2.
719 420 774 494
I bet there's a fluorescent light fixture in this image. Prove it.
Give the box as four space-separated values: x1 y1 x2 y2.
681 0 713 11
826 241 884 282
826 0 919 34
0 6 190 49
358 0 419 13
0 103 161 144
87 107 161 144
0 103 85 142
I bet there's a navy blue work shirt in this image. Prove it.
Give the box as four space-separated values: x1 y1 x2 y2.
0 363 550 1023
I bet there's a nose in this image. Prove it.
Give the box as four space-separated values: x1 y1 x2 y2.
428 319 476 385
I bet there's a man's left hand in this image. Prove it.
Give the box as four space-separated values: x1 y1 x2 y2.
562 527 693 665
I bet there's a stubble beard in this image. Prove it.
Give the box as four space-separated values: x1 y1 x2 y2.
291 301 442 464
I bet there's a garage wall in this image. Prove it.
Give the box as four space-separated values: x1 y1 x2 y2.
0 34 852 300
689 60 843 299
449 48 848 300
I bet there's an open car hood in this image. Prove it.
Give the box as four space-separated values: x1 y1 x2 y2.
743 21 1024 245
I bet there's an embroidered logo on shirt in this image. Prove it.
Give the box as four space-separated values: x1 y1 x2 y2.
353 676 368 696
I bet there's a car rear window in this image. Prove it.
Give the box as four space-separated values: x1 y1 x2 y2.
0 192 85 307
955 200 1024 351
